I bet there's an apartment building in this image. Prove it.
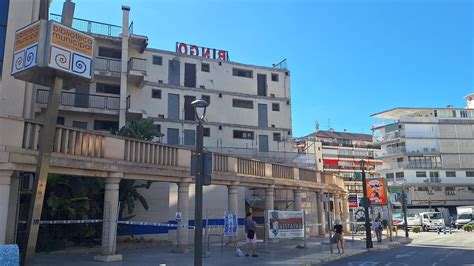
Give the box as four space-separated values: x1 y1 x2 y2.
372 94 474 210
7 9 293 154
295 129 382 198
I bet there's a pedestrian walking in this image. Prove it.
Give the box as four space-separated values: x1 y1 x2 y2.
373 219 383 243
245 212 258 257
333 219 344 254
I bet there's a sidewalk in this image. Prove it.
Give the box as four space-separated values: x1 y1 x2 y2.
34 235 411 266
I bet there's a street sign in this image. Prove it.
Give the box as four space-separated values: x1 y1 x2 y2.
191 152 213 186
348 194 358 208
223 211 237 237
175 211 182 222
11 19 95 87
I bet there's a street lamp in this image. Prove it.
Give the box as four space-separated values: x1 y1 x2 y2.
191 99 209 266
360 160 373 249
401 189 409 237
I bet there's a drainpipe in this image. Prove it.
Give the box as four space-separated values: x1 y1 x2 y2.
119 6 130 128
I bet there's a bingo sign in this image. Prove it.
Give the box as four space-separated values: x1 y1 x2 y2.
223 211 237 237
11 20 94 87
267 210 304 239
11 21 41 75
348 194 358 208
47 21 93 79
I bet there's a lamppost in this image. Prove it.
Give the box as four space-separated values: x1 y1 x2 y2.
191 99 209 266
360 160 373 248
401 189 409 237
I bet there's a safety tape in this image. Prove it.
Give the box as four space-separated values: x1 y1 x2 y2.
36 219 103 225
117 220 195 229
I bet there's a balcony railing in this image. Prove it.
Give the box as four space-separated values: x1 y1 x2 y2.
128 57 147 72
374 131 405 143
95 57 121 73
36 89 120 111
376 161 441 171
50 13 132 37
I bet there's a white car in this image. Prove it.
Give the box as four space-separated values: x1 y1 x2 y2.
420 212 445 231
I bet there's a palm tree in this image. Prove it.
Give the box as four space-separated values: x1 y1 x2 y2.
116 119 160 220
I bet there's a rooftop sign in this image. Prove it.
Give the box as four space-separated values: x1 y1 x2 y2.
176 42 229 61
11 20 95 87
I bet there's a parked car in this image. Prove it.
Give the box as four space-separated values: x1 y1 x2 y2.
406 213 422 228
420 212 445 231
392 213 405 227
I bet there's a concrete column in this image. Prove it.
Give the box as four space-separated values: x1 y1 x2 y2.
294 188 302 211
119 5 130 128
334 194 342 221
176 181 190 251
265 186 275 211
315 192 325 235
95 174 122 262
0 171 13 244
341 195 350 234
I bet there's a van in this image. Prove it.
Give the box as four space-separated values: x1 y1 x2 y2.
406 213 422 228
455 206 474 229
420 212 445 231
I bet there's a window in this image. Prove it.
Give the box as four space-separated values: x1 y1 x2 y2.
202 95 210 105
96 83 120 95
434 110 438 117
418 187 428 192
385 173 394 180
416 171 427 177
395 172 404 178
232 99 253 109
272 103 280 111
460 110 469 118
184 95 196 121
429 172 439 178
152 55 162 65
56 117 65 125
271 73 279 82
151 89 162 99
94 120 119 132
273 132 281 141
433 186 442 191
153 124 161 135
446 171 456 177
466 171 474 177
201 63 210 72
98 47 121 59
232 68 252 78
233 130 254 140
397 158 403 162
203 127 210 137
72 121 87 129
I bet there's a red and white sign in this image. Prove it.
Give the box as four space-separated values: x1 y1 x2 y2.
176 42 229 61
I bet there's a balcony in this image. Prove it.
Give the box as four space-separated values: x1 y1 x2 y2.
128 57 147 86
36 89 120 114
377 161 441 171
94 57 121 79
373 131 405 144
50 13 131 38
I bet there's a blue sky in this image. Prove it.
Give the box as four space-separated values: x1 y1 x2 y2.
50 0 473 137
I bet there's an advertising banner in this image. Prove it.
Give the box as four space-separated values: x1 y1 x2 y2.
366 178 388 205
223 211 237 237
267 210 304 239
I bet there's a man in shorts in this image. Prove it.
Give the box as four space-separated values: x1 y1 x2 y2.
333 219 344 254
245 212 258 257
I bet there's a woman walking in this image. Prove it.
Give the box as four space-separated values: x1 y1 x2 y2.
373 219 383 243
245 212 258 257
333 219 344 254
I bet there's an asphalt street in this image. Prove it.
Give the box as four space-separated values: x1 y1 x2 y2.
325 231 474 266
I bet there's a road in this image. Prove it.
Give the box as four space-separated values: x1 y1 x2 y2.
325 231 474 266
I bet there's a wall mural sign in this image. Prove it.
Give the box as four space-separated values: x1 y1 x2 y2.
176 42 229 61
11 20 94 87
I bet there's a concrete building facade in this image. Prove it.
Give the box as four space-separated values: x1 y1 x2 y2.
372 95 474 211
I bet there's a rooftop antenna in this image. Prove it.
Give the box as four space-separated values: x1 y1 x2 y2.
315 120 320 131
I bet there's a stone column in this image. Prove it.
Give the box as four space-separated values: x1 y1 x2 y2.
176 181 190 251
0 171 13 244
341 195 350 234
265 186 275 211
95 174 122 262
334 194 341 221
315 192 325 235
227 181 239 244
294 188 302 211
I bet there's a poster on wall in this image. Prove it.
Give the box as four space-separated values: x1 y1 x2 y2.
267 210 304 239
223 211 237 237
366 178 388 205
348 194 358 208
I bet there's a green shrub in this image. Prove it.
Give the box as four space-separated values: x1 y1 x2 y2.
412 226 421 233
464 225 473 232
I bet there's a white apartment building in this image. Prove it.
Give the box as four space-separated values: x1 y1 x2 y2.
16 11 293 154
372 94 474 211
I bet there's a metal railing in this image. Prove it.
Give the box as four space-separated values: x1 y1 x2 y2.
128 57 147 72
95 57 121 73
50 13 133 37
36 89 120 111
